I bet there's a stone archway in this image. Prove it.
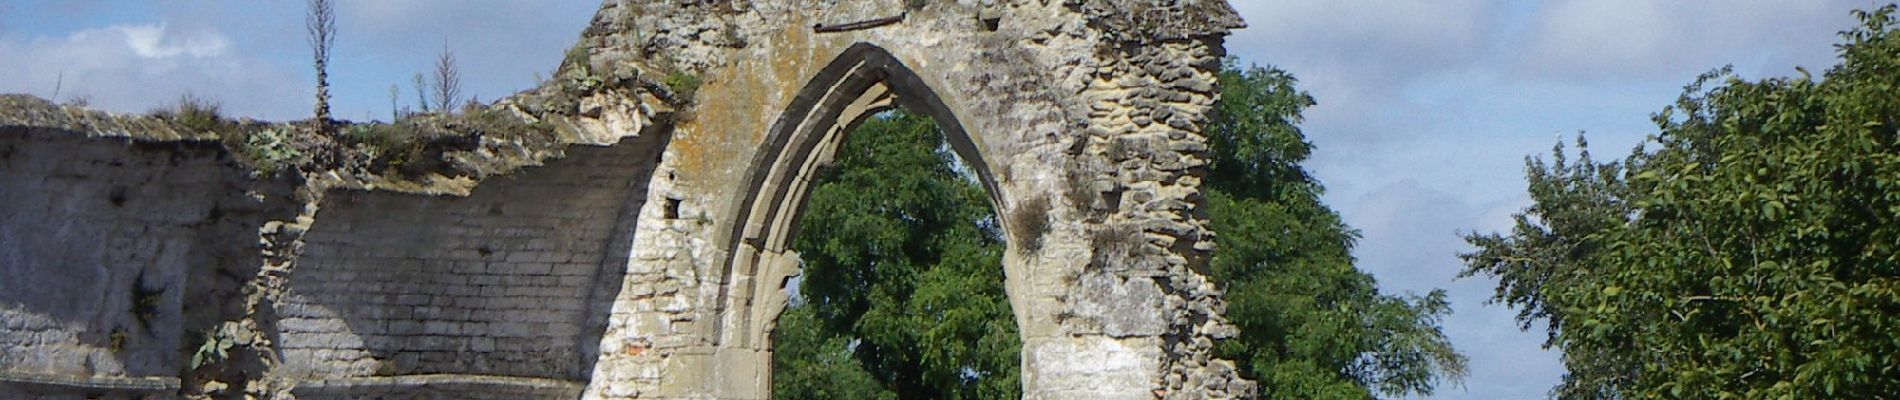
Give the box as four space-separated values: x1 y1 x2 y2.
715 42 1032 397
0 1 1255 399
572 1 1253 399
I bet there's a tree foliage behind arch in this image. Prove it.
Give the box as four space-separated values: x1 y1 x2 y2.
771 110 1019 400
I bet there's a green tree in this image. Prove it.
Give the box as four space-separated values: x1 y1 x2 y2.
1208 63 1467 398
771 306 896 400
772 63 1467 399
1461 6 1900 398
771 110 1020 400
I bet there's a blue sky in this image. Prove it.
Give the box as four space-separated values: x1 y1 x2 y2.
0 1 1878 398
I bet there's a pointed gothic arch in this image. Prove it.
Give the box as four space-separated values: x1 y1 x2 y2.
563 3 1251 399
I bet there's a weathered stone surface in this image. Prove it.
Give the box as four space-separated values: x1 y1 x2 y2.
1071 273 1169 337
275 131 668 382
567 0 1251 398
0 0 1254 398
0 123 273 385
0 95 216 142
1068 0 1248 41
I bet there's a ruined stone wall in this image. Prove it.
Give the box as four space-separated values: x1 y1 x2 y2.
567 0 1251 398
274 133 666 388
0 0 1257 398
0 90 671 399
0 126 269 397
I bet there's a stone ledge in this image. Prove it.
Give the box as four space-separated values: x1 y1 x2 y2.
0 94 218 142
0 369 182 392
292 374 585 397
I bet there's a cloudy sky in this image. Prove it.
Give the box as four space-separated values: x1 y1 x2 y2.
0 1 1879 398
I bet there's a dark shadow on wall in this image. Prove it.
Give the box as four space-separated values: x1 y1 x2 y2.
276 129 670 387
0 128 280 393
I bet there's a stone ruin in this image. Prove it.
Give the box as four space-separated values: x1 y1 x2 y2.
0 1 1254 398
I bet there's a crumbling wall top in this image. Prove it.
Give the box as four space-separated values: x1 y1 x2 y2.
0 95 214 142
1068 0 1247 41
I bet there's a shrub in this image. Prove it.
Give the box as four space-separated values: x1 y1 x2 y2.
155 93 224 134
1009 195 1052 254
344 123 424 173
563 44 593 74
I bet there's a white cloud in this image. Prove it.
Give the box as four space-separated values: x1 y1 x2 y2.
1229 1 1508 84
0 23 305 120
1513 0 1860 81
1225 1 1515 147
119 23 231 59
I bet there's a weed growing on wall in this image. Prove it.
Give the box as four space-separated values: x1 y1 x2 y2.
241 128 302 174
344 123 424 173
1009 195 1051 255
153 93 226 134
663 70 702 104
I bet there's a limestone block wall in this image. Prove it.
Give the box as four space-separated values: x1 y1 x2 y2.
274 132 666 385
0 127 268 396
568 0 1252 398
0 0 1256 397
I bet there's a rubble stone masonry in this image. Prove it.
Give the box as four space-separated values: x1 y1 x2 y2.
0 1 1254 398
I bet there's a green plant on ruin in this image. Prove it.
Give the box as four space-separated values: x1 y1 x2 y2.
663 70 703 104
571 74 605 95
555 42 608 102
345 123 425 173
453 106 544 143
241 127 302 174
563 43 593 76
154 93 226 135
189 322 247 370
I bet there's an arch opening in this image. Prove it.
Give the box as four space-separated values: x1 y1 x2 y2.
726 43 1005 263
770 107 1020 399
714 43 1029 398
